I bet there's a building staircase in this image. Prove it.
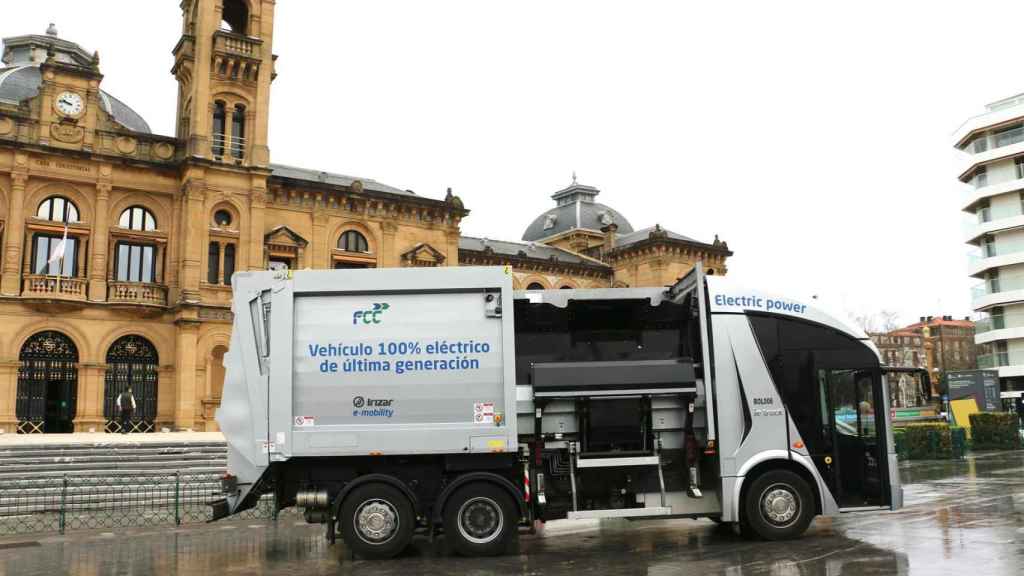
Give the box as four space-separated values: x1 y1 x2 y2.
0 433 231 529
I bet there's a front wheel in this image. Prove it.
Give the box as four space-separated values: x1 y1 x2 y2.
443 483 517 557
742 469 815 541
339 483 415 560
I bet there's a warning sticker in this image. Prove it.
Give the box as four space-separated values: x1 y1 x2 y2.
294 416 315 427
474 402 495 424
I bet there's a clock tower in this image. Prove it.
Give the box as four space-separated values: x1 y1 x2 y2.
172 0 276 167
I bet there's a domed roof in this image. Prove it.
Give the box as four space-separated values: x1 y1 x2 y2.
521 182 634 242
0 27 151 134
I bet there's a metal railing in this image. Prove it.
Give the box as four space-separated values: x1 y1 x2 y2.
0 472 288 536
212 135 246 160
977 352 1010 369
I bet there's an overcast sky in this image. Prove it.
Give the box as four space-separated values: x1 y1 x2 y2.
6 1 1023 327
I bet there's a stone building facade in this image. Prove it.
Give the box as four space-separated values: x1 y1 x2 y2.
0 2 729 434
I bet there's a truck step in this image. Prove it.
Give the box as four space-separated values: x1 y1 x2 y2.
567 507 672 520
575 455 660 469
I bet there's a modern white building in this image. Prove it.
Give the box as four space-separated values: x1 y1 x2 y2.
956 93 1024 390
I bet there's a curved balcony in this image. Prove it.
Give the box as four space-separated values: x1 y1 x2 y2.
967 250 1024 278
976 325 1024 345
956 140 1024 181
954 99 1024 149
21 275 87 301
107 281 168 307
964 213 1024 244
973 288 1024 311
961 176 1024 213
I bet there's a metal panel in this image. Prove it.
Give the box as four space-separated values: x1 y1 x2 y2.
532 359 695 393
576 456 660 468
567 507 672 520
286 267 517 457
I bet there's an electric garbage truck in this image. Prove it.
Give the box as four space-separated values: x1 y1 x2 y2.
212 265 900 559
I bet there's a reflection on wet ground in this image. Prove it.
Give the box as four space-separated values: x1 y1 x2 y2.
2 451 1023 575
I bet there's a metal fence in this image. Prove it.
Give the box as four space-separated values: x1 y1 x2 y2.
0 472 286 536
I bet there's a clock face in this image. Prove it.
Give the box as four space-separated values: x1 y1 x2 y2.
55 91 84 117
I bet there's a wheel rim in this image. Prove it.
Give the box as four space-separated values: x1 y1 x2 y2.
353 498 400 545
457 496 504 545
759 483 800 528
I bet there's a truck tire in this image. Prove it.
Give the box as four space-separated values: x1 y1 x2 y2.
443 482 517 557
339 483 415 560
742 469 814 541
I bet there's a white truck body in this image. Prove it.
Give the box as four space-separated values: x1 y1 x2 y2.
215 265 898 558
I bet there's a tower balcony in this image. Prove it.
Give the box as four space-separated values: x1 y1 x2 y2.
213 30 261 58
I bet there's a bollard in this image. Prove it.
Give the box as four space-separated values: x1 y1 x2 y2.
59 475 68 535
174 471 181 526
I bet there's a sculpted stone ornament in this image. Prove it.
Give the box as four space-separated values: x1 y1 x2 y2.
0 116 13 136
153 142 175 160
115 135 138 155
50 122 84 143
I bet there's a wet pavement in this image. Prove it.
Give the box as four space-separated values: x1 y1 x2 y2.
2 451 1023 575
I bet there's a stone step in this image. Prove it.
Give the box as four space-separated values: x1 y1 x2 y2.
0 452 226 467
0 443 227 457
0 466 228 482
0 458 227 475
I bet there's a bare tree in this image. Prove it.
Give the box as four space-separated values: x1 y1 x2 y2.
879 309 901 332
850 309 903 334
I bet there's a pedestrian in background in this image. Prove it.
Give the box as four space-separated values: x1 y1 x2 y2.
117 387 137 434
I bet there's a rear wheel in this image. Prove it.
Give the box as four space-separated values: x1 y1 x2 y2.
443 483 517 557
742 469 814 541
339 483 415 560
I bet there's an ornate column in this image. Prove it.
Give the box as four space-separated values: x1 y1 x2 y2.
174 319 200 430
88 180 111 301
2 168 27 296
179 178 206 300
156 365 176 432
0 360 19 434
381 221 398 268
445 230 460 267
248 186 266 270
311 203 327 269
73 363 107 433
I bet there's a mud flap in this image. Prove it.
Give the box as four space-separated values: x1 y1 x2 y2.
208 498 231 522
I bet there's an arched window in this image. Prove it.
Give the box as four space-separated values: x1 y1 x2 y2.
223 244 236 285
118 206 157 231
17 331 78 434
338 230 369 253
526 282 545 290
213 209 233 228
37 196 79 223
231 104 246 159
104 335 159 433
221 0 249 34
212 101 226 157
560 286 573 290
208 242 220 284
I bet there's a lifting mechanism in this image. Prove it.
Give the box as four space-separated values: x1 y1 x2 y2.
531 358 704 520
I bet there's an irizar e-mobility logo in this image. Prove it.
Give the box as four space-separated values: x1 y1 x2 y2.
353 303 390 325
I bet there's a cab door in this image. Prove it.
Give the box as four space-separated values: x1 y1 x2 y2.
818 368 888 509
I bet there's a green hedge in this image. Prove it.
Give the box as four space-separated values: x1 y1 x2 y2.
969 413 1021 450
894 423 967 460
